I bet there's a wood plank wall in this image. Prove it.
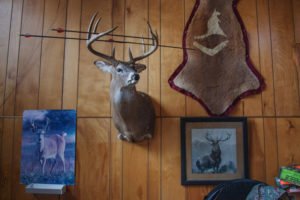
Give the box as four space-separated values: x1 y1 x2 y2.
0 0 300 199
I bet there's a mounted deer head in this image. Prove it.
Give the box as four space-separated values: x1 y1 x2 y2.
86 12 158 143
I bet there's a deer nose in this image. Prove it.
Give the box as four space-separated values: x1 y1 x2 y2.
133 74 140 81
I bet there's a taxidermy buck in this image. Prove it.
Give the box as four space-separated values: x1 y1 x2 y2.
86 13 158 142
31 118 67 174
196 133 230 173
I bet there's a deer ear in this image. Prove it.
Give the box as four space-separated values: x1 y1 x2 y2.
94 60 113 73
133 64 146 73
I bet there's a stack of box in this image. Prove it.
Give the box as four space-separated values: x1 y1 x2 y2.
276 165 300 194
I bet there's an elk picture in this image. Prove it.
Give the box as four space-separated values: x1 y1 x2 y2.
192 129 237 174
20 110 76 185
86 12 158 142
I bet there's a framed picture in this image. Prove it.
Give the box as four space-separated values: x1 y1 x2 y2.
181 117 248 185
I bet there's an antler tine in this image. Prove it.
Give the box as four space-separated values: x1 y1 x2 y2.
128 47 134 62
86 12 119 65
93 17 101 33
123 22 158 65
111 46 115 59
87 12 98 40
142 37 145 54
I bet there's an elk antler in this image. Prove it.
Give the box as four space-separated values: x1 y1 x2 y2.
216 133 231 142
86 12 159 66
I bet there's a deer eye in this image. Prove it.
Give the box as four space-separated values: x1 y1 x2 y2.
117 68 123 73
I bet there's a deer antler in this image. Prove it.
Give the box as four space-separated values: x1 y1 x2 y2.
216 133 231 142
205 133 214 143
86 12 119 66
87 12 158 66
125 22 159 65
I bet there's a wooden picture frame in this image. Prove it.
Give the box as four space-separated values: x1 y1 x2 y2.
181 117 248 185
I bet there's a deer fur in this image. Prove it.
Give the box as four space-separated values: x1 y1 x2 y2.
86 12 158 142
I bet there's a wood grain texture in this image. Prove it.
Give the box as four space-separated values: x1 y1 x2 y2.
162 118 186 200
277 118 300 166
110 119 123 200
148 118 161 200
3 0 23 116
77 118 110 200
264 118 278 186
161 0 185 117
0 0 12 115
77 0 112 117
62 0 81 110
269 0 300 116
15 0 44 115
0 119 14 200
247 118 265 182
149 0 161 116
257 0 275 116
239 0 262 117
39 0 66 109
293 0 300 43
123 141 148 200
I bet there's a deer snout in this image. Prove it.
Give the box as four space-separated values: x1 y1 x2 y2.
133 74 140 81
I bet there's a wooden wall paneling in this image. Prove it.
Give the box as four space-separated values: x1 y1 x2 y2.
269 0 300 116
62 0 81 110
77 0 112 117
161 0 185 117
123 139 148 200
257 0 275 116
0 118 15 199
148 118 161 200
0 118 3 195
294 44 300 92
39 0 66 109
15 0 44 115
3 0 23 116
162 118 186 200
76 118 110 200
238 0 262 116
0 0 12 115
122 1 149 200
149 0 161 116
277 118 300 166
185 0 209 117
293 0 300 43
263 118 278 186
110 119 123 200
247 118 265 182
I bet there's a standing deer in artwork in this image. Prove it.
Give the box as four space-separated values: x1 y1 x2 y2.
86 13 158 142
205 133 230 172
31 118 67 174
196 133 231 173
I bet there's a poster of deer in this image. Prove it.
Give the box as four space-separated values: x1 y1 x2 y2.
181 117 248 185
20 110 76 185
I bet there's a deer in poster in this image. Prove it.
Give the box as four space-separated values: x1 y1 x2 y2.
31 118 67 174
86 13 158 142
196 133 230 173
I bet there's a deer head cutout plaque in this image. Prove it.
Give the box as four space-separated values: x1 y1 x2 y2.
169 0 265 116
